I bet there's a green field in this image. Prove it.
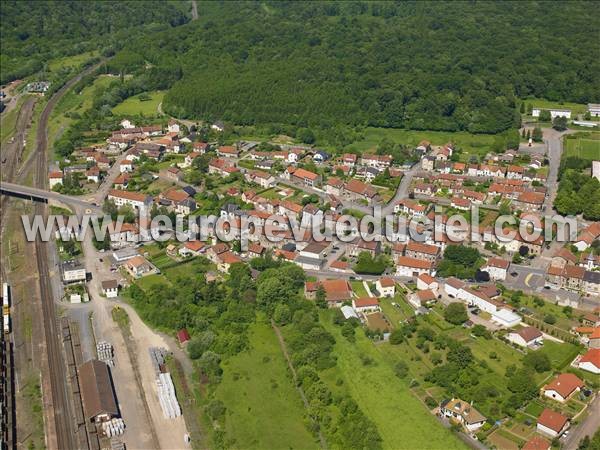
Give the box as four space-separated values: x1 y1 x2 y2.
112 90 165 116
521 98 588 116
346 127 496 155
350 280 368 297
321 312 466 450
214 320 317 450
564 133 600 161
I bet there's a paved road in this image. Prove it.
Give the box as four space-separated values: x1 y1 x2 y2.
0 181 102 213
541 128 578 216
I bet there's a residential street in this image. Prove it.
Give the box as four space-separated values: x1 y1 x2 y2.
564 394 600 450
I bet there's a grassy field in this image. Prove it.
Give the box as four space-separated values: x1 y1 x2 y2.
320 311 466 450
112 90 165 116
350 280 368 297
47 51 98 72
564 133 600 161
346 127 496 155
214 319 317 450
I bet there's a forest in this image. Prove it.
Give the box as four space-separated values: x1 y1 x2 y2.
153 1 598 134
0 0 190 84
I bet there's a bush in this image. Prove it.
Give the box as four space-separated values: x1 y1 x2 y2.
543 314 556 325
394 361 409 379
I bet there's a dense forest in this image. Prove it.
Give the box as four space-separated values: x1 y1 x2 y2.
0 0 190 84
153 1 598 134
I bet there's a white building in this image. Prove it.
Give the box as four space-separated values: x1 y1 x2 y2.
62 260 86 283
542 373 584 403
593 161 600 182
417 273 439 292
444 277 464 298
577 349 600 374
352 297 381 314
536 409 569 438
532 108 571 119
440 398 487 433
588 104 600 117
506 326 543 348
481 257 510 281
101 280 119 298
108 189 152 211
49 171 63 189
491 308 522 328
375 277 396 297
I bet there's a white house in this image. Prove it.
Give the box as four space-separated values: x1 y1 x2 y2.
482 257 510 281
577 349 600 374
108 189 152 211
167 120 180 134
457 287 498 313
375 277 395 297
120 119 135 129
119 160 133 173
101 280 119 298
417 273 439 292
49 171 63 189
440 398 487 433
588 104 600 117
396 256 434 277
542 373 584 403
506 326 543 348
352 297 381 314
536 409 569 438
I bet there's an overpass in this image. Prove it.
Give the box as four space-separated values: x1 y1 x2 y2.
0 181 102 213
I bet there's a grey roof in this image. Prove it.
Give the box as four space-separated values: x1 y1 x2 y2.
584 271 600 284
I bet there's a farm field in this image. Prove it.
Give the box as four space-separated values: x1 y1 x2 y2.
564 132 600 161
112 90 165 116
320 311 466 450
213 320 317 450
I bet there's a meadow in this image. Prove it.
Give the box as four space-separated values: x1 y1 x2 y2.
564 132 600 161
213 320 317 450
112 91 165 116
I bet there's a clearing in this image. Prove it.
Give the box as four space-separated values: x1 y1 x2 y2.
112 91 165 116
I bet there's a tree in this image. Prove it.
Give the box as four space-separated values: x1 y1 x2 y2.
538 109 551 122
552 116 568 131
526 104 533 115
297 127 316 144
520 103 525 114
543 314 556 325
273 304 291 325
315 284 327 308
532 127 543 142
446 342 473 368
444 303 468 325
523 352 551 373
394 361 408 378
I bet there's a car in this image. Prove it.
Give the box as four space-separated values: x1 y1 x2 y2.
510 271 518 277
99 258 103 262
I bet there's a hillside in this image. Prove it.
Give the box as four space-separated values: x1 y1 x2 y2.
143 1 600 134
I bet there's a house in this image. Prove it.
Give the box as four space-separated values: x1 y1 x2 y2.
536 409 569 438
360 154 392 170
208 158 239 178
313 150 329 163
440 398 487 432
482 257 510 281
295 241 329 270
206 243 230 263
543 373 584 403
410 289 437 308
344 179 379 203
49 171 63 188
101 280 119 298
583 271 600 296
162 166 183 182
125 255 153 278
515 191 545 211
588 104 600 117
375 277 395 297
179 240 205 257
522 436 551 450
62 260 86 283
507 326 543 348
288 167 321 187
304 279 353 307
86 166 100 183
113 173 130 189
217 145 239 158
329 259 351 273
78 360 119 423
405 241 440 262
589 327 600 349
413 183 437 196
245 170 276 188
574 222 600 252
167 119 180 134
450 197 470 211
325 177 344 196
352 297 380 313
217 251 242 273
577 348 600 374
211 121 225 132
119 160 133 173
444 277 464 298
247 243 265 258
551 248 578 268
108 189 152 210
396 256 434 277
348 239 381 257
342 153 357 167
422 155 435 171
417 273 438 292
506 165 524 179
177 328 191 345
108 222 139 248
395 199 427 217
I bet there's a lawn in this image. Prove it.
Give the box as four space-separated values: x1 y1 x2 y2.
537 341 581 371
350 280 368 297
346 127 497 157
320 311 467 450
112 90 165 116
379 294 413 326
564 133 600 161
214 319 317 450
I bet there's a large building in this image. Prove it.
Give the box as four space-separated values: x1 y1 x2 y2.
78 359 119 423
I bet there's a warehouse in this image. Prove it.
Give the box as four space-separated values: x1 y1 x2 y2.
79 359 119 423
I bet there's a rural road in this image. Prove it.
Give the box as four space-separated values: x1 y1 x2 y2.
564 395 600 450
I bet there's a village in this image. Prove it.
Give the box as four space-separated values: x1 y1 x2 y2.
43 107 600 450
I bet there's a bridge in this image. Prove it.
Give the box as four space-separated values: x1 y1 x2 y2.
0 181 102 213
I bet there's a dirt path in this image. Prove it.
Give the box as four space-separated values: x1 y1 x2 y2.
270 319 327 449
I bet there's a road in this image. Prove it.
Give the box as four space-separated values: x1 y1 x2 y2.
0 181 102 213
564 394 600 450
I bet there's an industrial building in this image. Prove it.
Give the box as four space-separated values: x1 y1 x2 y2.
78 359 119 423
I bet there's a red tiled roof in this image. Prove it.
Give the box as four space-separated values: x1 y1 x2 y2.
396 256 433 270
486 257 510 269
354 297 380 308
378 277 395 288
522 436 550 450
515 326 542 342
177 328 190 344
580 348 600 368
537 409 568 433
544 373 584 399
108 189 147 202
